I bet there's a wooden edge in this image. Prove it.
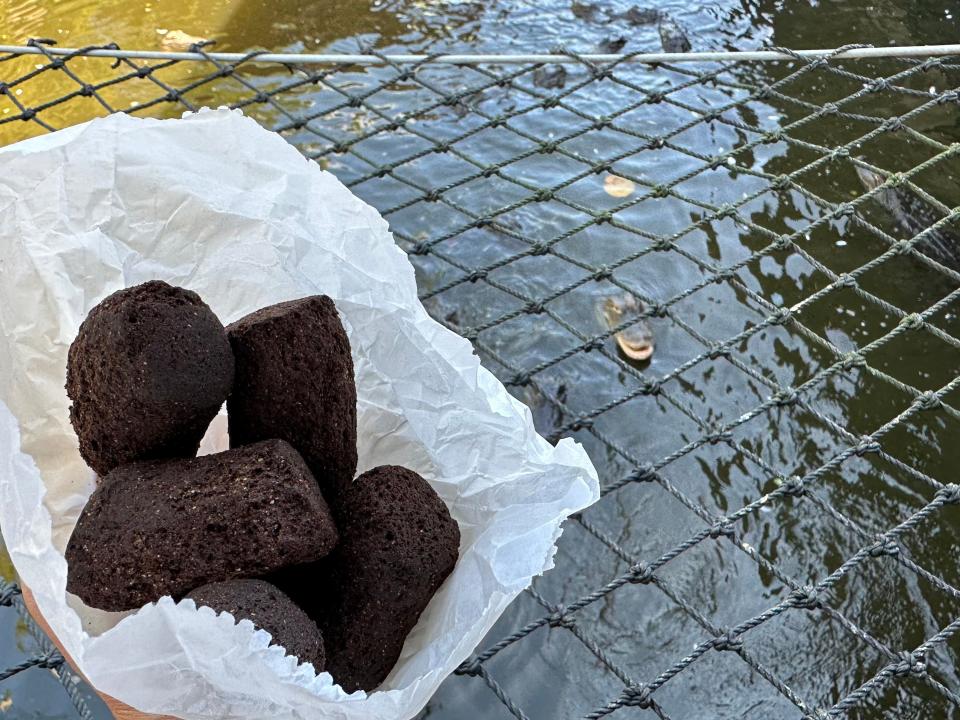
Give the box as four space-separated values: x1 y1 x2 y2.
20 585 180 720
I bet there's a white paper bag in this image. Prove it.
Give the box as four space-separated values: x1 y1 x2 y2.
0 109 599 719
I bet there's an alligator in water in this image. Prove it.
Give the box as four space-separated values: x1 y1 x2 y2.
855 164 960 269
597 294 655 361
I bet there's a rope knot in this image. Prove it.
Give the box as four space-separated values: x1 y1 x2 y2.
568 415 593 432
20 108 36 121
937 90 960 105
509 371 531 387
885 117 904 132
893 651 926 677
783 475 806 497
855 437 881 456
773 233 792 249
535 189 554 202
629 463 656 483
433 141 451 154
651 184 670 199
647 92 665 104
754 84 772 100
709 522 734 539
840 351 865 370
773 307 793 325
833 203 854 219
836 273 856 288
938 483 960 504
540 141 558 154
707 428 733 445
547 606 576 630
456 658 483 676
822 102 839 115
651 237 673 251
713 631 743 653
525 300 545 314
621 683 652 708
707 344 729 360
584 338 604 352
531 242 550 255
899 313 924 330
916 391 941 411
869 537 900 557
0 583 19 607
773 388 798 406
642 379 662 396
596 211 613 224
411 241 430 255
593 265 612 281
37 649 64 670
647 137 665 150
467 269 488 283
868 78 890 93
628 562 654 584
789 585 822 610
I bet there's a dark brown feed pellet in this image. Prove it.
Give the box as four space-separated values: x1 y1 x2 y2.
66 439 339 611
315 465 460 692
187 579 326 671
66 280 235 477
227 295 358 499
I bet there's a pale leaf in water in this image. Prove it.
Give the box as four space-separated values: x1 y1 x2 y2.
160 30 208 51
604 174 635 198
0 694 11 714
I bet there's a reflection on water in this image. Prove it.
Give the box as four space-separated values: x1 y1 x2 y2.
2 0 960 718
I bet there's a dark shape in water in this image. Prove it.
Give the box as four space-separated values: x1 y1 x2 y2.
571 1 606 23
533 65 568 89
658 16 692 53
597 294 655 362
621 6 660 25
855 164 960 269
523 378 569 442
597 36 627 53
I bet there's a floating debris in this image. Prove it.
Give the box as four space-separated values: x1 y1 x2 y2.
571 1 606 23
658 16 692 53
621 6 660 25
533 65 568 89
604 174 636 198
597 36 628 53
598 294 655 361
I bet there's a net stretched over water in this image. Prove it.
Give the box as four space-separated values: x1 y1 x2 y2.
3 40 960 719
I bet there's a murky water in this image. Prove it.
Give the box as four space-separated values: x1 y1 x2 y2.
3 1 960 718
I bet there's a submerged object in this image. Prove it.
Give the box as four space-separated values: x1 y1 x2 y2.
622 7 660 25
571 1 605 23
658 15 692 53
855 164 960 268
533 64 568 89
598 36 628 53
597 294 655 361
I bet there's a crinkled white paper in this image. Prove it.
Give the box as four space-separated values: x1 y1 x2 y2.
0 109 599 720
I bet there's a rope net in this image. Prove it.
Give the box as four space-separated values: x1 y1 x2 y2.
2 40 960 719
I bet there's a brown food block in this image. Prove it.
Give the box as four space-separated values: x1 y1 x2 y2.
187 579 326 670
66 280 235 476
320 465 460 692
66 439 338 611
227 295 357 498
